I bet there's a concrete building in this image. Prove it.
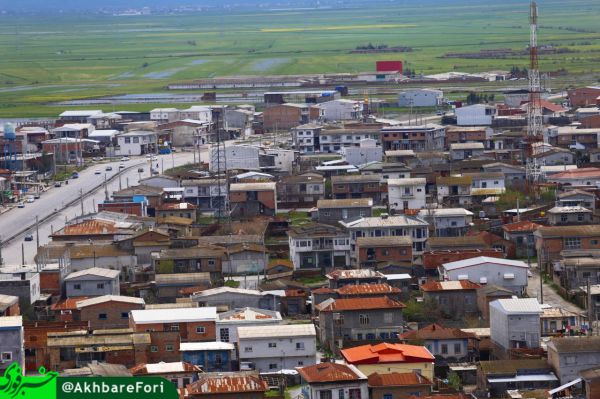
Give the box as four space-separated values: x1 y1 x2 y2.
216 307 283 344
449 142 485 160
331 174 384 204
182 179 228 212
76 295 145 330
288 223 351 271
380 124 446 152
341 138 383 166
115 130 157 156
399 324 477 364
229 182 277 217
237 324 317 372
130 361 201 388
439 257 529 295
314 198 373 225
489 298 542 359
368 371 433 399
547 206 593 226
277 172 325 206
263 103 321 131
547 336 600 385
398 89 443 107
418 208 474 237
130 307 217 342
317 99 364 122
388 178 427 211
191 287 281 312
210 145 260 172
455 104 496 126
180 342 235 373
299 363 368 399
420 280 481 319
0 295 20 317
292 123 322 154
64 268 120 297
0 268 40 306
557 189 596 211
0 316 24 373
356 236 413 268
319 127 381 153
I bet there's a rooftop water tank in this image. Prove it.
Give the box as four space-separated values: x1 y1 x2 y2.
3 123 16 140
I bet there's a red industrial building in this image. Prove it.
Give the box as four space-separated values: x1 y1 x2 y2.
376 60 403 74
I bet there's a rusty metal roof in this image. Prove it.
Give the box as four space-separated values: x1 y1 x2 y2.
298 363 365 383
186 373 268 394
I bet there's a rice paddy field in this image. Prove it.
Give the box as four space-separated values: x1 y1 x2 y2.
0 0 599 117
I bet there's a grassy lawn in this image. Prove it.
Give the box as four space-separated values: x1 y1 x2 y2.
283 211 311 227
0 1 599 117
224 280 240 288
296 275 327 285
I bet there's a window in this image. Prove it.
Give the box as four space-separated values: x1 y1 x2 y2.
219 328 230 343
215 354 222 365
73 284 81 290
98 313 107 320
296 342 305 350
566 356 576 365
383 395 392 399
150 345 158 352
166 344 174 352
349 389 361 399
169 324 180 332
592 240 599 245
339 389 345 399
384 312 393 324
577 214 584 222
268 342 277 348
561 215 568 223
96 282 105 290
196 326 205 334
441 344 448 354
244 347 253 353
121 312 129 319
454 343 462 354
382 249 389 256
320 391 332 399
208 259 216 266
1 352 12 362
269 363 278 370
565 237 581 249
359 314 369 325
124 137 131 144
298 361 303 366
133 137 139 144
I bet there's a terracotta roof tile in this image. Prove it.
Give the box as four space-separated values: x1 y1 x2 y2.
342 343 434 364
420 280 481 292
298 363 363 383
368 371 432 387
400 324 477 340
336 283 401 296
502 220 541 233
312 287 335 294
51 297 89 311
317 296 405 312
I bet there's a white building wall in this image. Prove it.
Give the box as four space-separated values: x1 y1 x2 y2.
398 89 443 107
238 335 317 372
388 182 426 211
444 262 528 294
456 105 495 126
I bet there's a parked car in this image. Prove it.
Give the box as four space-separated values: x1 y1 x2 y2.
137 168 144 173
33 194 41 199
105 166 113 171
120 156 130 161
26 196 35 203
17 202 25 208
151 168 159 175
119 164 125 169
92 157 103 162
94 170 101 175
24 233 33 242
71 172 79 179
54 182 62 187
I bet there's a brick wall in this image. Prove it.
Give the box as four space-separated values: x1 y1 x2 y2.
80 301 144 330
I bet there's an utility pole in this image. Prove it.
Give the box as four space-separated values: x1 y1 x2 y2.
587 278 593 336
119 173 122 191
104 174 109 201
21 243 25 266
79 189 84 215
35 215 39 250
0 236 3 266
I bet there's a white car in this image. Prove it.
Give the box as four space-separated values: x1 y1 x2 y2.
150 156 158 161
120 156 130 162
26 196 35 203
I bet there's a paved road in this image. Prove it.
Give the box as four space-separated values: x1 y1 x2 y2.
0 151 196 266
527 263 583 314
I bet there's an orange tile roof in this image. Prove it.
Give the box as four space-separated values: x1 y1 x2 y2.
57 220 117 236
337 283 401 296
400 323 477 341
420 280 481 292
502 220 541 233
368 371 432 387
550 167 600 180
311 287 335 294
317 296 405 312
298 363 363 383
341 342 434 364
51 297 89 311
186 374 268 394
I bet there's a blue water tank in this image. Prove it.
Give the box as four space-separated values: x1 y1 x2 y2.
3 123 16 140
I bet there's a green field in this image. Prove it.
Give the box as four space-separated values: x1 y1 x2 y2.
0 0 599 117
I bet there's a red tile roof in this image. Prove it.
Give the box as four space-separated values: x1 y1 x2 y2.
550 167 600 180
298 363 363 383
285 289 308 298
317 296 405 312
186 374 268 394
56 220 117 236
312 287 335 294
51 297 89 311
420 280 481 292
341 343 435 364
368 371 432 387
502 220 541 233
337 283 401 296
400 324 477 341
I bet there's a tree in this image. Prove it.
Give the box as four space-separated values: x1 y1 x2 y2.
496 188 527 212
447 371 461 391
403 298 442 323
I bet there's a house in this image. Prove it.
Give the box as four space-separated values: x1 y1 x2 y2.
277 172 325 206
553 127 600 149
384 149 416 165
482 162 526 187
580 366 600 399
64 268 120 298
356 236 412 268
449 142 485 161
439 257 529 295
398 89 443 107
223 243 268 275
191 287 281 312
341 138 383 166
209 145 260 171
455 104 496 126
0 316 24 373
0 268 40 308
0 294 20 317
115 130 157 156
567 86 600 107
532 147 574 166
540 306 585 336
316 297 405 353
50 218 139 243
76 295 144 330
489 298 543 359
547 206 593 226
288 223 351 271
292 123 323 154
150 108 180 123
534 225 600 272
182 179 228 212
318 126 382 153
182 372 268 399
418 208 474 237
237 324 316 372
230 182 277 218
368 371 433 399
155 273 212 302
435 176 472 207
312 283 402 314
180 342 236 372
422 248 504 275
42 137 99 164
216 307 283 344
477 359 558 396
326 269 387 289
129 307 217 342
463 172 505 196
155 202 197 221
298 363 368 399
153 246 224 282
59 110 102 123
557 189 596 211
547 167 600 186
317 99 364 121
64 243 137 274
501 221 540 258
380 124 446 152
158 119 211 146
547 336 600 385
446 126 492 146
341 214 429 255
399 324 477 364
314 199 373 225
388 178 426 211
130 361 201 388
476 285 513 320
331 174 384 205
420 280 481 319
341 343 435 380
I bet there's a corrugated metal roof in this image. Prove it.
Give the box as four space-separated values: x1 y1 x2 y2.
317 297 405 312
535 224 600 238
450 142 485 150
336 283 401 296
0 315 22 328
341 215 428 229
230 182 276 191
317 198 373 209
64 267 120 280
76 295 144 309
490 298 542 314
368 371 431 387
131 307 216 324
442 256 528 271
187 373 268 394
217 307 282 323
237 323 315 339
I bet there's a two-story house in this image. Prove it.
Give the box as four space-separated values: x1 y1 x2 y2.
230 182 277 218
355 236 413 268
489 298 543 359
319 128 381 153
380 124 446 152
399 324 478 364
388 178 426 211
181 179 228 212
557 189 596 211
316 297 405 353
76 295 144 330
288 223 351 271
0 316 24 374
314 199 373 225
153 246 224 283
277 173 325 206
436 176 473 207
292 124 323 154
237 324 316 372
64 268 120 298
534 225 600 272
417 208 474 237
420 280 481 319
547 336 600 385
547 206 593 226
331 175 384 205
299 363 368 399
449 142 485 161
